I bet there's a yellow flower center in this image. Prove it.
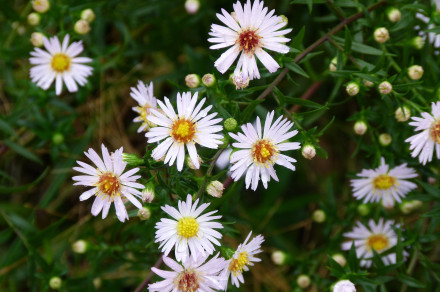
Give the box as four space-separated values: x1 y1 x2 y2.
176 270 199 292
228 251 248 276
252 139 278 165
373 174 396 190
171 119 196 144
430 120 440 144
51 53 71 73
367 234 389 252
177 217 199 239
135 104 154 130
237 29 262 55
96 172 121 199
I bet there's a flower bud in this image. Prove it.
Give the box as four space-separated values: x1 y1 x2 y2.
232 73 249 90
302 144 316 160
395 106 411 122
312 209 326 223
27 13 40 26
357 204 370 216
271 250 287 265
186 155 203 169
333 280 356 292
410 200 423 210
32 0 50 13
297 274 311 289
387 7 401 23
374 27 389 43
329 57 337 72
185 0 200 14
81 9 96 23
411 36 425 50
72 239 88 254
93 278 102 289
185 74 200 88
379 133 392 146
346 82 360 96
142 184 155 203
224 118 238 131
353 121 367 135
30 32 44 47
122 153 144 167
400 201 413 214
363 79 374 87
378 81 392 95
428 176 436 184
331 254 347 267
408 65 424 80
74 19 91 35
206 180 224 198
138 207 151 220
49 277 62 290
202 73 216 87
279 15 288 25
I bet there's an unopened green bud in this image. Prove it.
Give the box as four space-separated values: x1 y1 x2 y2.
408 65 424 80
395 106 411 122
224 118 238 131
331 253 347 267
30 32 44 47
374 27 389 43
302 144 316 160
297 274 311 288
81 9 96 23
27 13 40 26
74 19 91 35
52 133 64 145
329 57 337 72
271 250 287 265
378 81 392 95
138 207 151 220
411 36 425 50
312 209 326 223
346 82 360 96
185 0 200 14
32 0 50 13
185 74 200 88
49 277 62 290
387 7 401 23
354 121 367 135
363 79 374 87
202 73 216 87
357 204 370 216
93 278 102 289
142 183 155 203
206 180 224 198
379 133 392 146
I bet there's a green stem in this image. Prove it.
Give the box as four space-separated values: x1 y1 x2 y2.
196 148 225 200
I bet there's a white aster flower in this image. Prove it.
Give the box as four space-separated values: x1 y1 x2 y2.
145 92 223 171
406 101 440 165
342 219 405 268
72 144 144 223
130 81 158 133
149 252 226 292
229 111 300 190
208 0 292 80
333 280 356 292
350 157 417 208
221 231 264 289
155 194 223 262
29 34 93 95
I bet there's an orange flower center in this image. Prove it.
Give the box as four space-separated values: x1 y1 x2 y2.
367 234 389 252
430 120 440 144
238 29 261 55
97 172 121 198
252 139 278 164
171 119 196 144
176 270 199 292
51 53 71 73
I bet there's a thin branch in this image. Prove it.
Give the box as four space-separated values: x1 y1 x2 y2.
256 0 387 101
197 148 225 199
325 0 346 20
134 256 164 292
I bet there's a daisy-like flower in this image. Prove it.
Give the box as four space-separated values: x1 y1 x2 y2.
221 231 264 288
208 0 292 80
130 81 158 133
72 144 144 223
29 34 93 95
350 157 417 208
155 194 223 262
146 92 223 171
406 101 440 165
229 111 300 191
342 219 405 268
149 252 226 292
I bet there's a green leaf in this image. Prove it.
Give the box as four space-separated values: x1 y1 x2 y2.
332 36 389 56
348 241 359 272
0 167 50 194
3 139 43 164
317 116 335 136
284 97 325 109
0 118 17 138
344 25 352 54
291 26 305 49
397 275 425 288
285 62 310 78
417 180 440 199
240 99 264 124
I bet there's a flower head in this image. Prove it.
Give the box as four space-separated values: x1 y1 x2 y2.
29 34 93 95
229 111 300 190
208 0 292 80
350 157 417 208
72 144 144 222
333 280 356 292
342 219 405 267
155 195 223 262
221 231 264 288
146 92 224 171
130 81 158 133
149 252 226 292
406 101 440 165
